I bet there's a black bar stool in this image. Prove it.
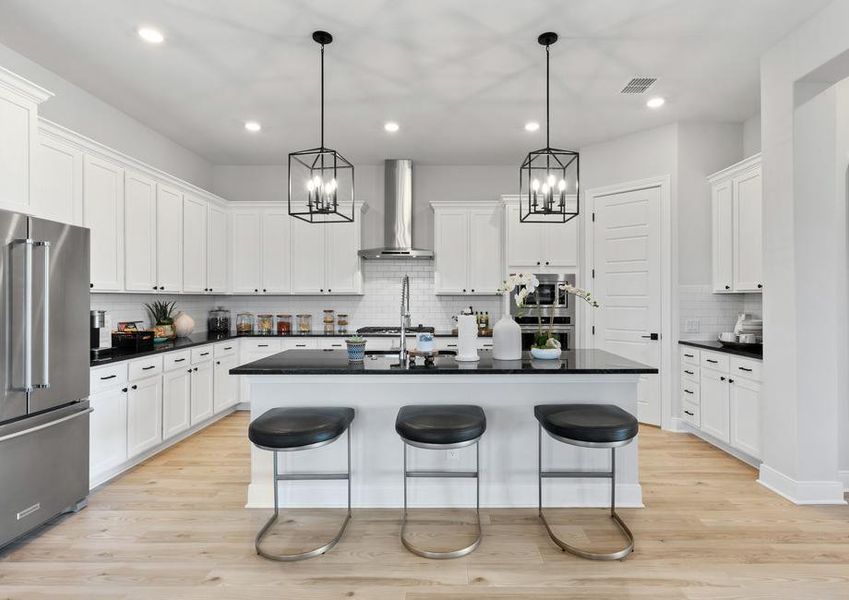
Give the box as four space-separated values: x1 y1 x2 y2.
534 403 639 561
248 406 354 561
395 404 486 559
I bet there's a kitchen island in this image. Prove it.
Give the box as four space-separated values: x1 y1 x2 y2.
232 349 656 509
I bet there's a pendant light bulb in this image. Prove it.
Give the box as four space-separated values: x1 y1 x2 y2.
307 179 315 192
558 179 567 192
532 179 540 191
541 183 550 195
546 174 556 187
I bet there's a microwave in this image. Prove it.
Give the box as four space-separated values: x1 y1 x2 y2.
509 273 576 323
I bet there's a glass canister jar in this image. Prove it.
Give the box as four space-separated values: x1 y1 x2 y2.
336 314 349 335
257 314 274 335
207 307 231 335
296 314 312 334
276 314 292 336
236 312 254 335
323 309 335 335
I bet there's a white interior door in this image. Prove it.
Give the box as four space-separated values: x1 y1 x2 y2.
592 185 662 425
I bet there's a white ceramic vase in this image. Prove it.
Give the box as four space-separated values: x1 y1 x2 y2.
492 294 522 360
173 311 195 338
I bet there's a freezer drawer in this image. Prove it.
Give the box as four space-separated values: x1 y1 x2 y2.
0 403 90 549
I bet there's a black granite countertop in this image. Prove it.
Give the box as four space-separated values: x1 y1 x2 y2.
229 348 657 376
90 330 487 367
679 340 762 360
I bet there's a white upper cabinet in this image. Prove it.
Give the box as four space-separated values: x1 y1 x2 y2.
325 218 363 294
709 155 763 294
503 197 578 273
83 155 124 291
232 207 298 294
289 215 326 294
182 194 207 293
156 184 183 293
260 210 290 294
432 202 502 295
231 210 262 293
33 132 83 225
0 67 52 214
123 171 157 292
206 203 228 294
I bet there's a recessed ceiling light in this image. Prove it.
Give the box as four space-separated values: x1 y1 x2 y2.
137 27 165 45
524 121 540 132
244 121 262 133
646 96 666 109
384 121 399 133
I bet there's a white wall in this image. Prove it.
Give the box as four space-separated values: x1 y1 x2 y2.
758 0 849 503
743 113 762 156
0 41 213 189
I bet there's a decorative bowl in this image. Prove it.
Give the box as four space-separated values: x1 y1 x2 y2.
531 347 562 360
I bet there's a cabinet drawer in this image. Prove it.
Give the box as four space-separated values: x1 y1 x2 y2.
163 350 191 372
214 341 238 358
730 356 762 381
90 363 128 393
191 346 214 364
681 364 700 383
680 379 700 406
680 347 700 366
281 338 317 351
681 400 701 428
243 339 282 353
701 351 729 372
128 356 163 381
319 339 345 350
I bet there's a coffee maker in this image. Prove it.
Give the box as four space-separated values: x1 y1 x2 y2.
90 309 112 359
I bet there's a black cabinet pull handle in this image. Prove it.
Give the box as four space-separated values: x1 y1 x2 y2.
131 384 138 390
100 374 117 380
223 346 232 350
738 367 752 372
257 344 269 348
683 389 694 394
706 359 718 364
320 289 324 293
121 387 128 393
684 370 694 375
263 288 267 292
471 289 475 292
322 348 334 352
684 353 694 358
90 283 94 288
188 369 192 373
720 376 726 381
536 261 541 266
684 410 694 416
545 261 550 266
328 289 332 293
193 367 198 372
757 284 763 289
200 352 209 356
295 344 307 348
174 358 185 363
463 289 467 293
152 285 157 290
216 361 221 365
729 378 734 384
255 289 259 292
142 365 155 370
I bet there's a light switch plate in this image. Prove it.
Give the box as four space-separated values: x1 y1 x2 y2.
684 319 700 334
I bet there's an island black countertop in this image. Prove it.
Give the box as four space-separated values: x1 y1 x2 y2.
90 330 488 367
678 340 762 360
230 348 657 376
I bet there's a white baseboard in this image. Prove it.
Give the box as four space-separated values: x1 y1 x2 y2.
838 470 849 492
245 482 644 510
758 464 847 505
678 422 760 468
666 417 689 433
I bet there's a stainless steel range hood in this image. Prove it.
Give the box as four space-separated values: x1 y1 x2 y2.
358 159 433 260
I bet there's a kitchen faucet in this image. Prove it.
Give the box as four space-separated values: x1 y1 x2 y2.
400 274 411 364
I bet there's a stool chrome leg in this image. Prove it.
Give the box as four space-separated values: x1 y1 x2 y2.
400 438 482 559
538 425 635 561
255 428 352 562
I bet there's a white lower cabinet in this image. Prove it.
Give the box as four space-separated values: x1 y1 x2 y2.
89 386 128 482
190 360 214 426
700 367 730 443
214 354 240 412
730 376 761 458
162 367 192 440
127 375 163 458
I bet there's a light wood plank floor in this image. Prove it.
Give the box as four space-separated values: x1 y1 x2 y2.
2 412 848 599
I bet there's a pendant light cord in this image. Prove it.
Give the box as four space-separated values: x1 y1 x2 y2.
545 44 550 149
320 43 325 150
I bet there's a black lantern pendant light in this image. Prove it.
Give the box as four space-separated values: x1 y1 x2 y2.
288 31 354 223
520 32 580 224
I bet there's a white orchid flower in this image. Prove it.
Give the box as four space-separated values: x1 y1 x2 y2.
559 283 600 308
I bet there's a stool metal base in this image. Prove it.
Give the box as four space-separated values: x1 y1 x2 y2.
538 425 635 561
255 428 352 562
400 437 482 559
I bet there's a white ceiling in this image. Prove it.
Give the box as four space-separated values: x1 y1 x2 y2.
0 0 830 165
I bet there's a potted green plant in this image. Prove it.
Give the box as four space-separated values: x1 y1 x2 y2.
345 335 367 362
145 300 177 340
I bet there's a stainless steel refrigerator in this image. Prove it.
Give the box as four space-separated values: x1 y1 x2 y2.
0 209 90 550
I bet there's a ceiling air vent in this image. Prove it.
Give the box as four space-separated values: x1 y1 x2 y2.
620 77 657 94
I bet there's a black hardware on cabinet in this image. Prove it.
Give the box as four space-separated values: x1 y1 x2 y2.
738 367 752 372
757 284 763 289
131 384 138 390
121 388 128 393
725 285 731 290
684 410 694 416
707 359 718 364
175 358 185 363
684 353 694 358
684 370 694 375
100 374 117 380
720 376 726 381
683 389 693 394
224 346 232 350
200 352 209 356
90 283 94 288
641 333 660 340
216 361 221 365
728 378 734 384
142 365 155 371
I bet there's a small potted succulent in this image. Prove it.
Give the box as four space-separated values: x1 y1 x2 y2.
145 300 177 340
345 335 367 362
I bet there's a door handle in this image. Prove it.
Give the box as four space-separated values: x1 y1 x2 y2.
683 410 694 417
33 241 50 389
142 365 156 370
0 407 92 444
641 333 660 340
15 239 34 394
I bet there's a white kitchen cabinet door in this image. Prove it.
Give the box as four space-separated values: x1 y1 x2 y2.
544 199 579 267
730 377 761 459
505 204 547 270
127 376 163 458
182 195 207 293
0 77 43 213
206 203 228 293
123 171 157 292
214 355 240 413
289 215 326 294
33 135 83 225
89 386 128 484
156 184 183 293
162 367 192 440
325 220 362 294
83 155 124 291
261 211 291 293
231 211 262 293
190 360 214 425
733 169 763 292
434 209 469 294
711 179 734 293
468 207 502 295
700 368 730 443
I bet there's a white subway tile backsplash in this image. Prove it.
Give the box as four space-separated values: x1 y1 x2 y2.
678 285 763 341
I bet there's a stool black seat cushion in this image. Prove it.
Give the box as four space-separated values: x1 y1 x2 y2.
249 407 355 449
396 405 486 446
534 404 638 445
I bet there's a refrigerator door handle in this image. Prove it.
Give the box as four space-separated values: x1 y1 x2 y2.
0 407 92 444
33 241 50 389
12 239 34 395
